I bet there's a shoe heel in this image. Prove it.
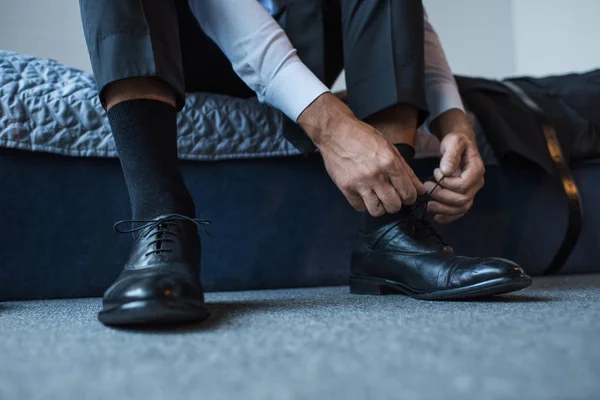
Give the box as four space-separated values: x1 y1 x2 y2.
349 276 387 295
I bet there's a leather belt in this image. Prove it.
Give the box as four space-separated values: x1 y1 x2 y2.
501 80 582 275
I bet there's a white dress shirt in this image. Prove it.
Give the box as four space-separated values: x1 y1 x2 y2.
423 11 465 131
196 0 464 127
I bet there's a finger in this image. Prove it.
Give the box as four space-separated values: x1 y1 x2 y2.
438 140 484 180
434 213 465 224
432 170 484 199
361 190 385 217
345 191 367 212
436 164 483 192
374 182 403 214
426 199 473 216
424 182 471 208
433 167 483 195
440 136 467 176
388 171 418 205
391 145 426 195
400 157 427 195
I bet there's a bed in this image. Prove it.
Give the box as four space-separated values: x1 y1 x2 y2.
1 50 598 301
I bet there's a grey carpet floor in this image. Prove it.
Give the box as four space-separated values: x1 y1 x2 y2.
1 275 599 400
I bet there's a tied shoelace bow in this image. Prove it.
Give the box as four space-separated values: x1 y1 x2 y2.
114 214 211 257
406 175 450 247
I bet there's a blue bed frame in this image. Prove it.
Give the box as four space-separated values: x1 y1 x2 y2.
0 148 598 301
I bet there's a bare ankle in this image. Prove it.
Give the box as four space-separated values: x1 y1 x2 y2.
104 77 176 111
365 103 418 146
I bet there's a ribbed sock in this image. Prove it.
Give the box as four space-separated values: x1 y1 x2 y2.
107 99 195 220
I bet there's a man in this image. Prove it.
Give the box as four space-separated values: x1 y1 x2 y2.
80 0 532 326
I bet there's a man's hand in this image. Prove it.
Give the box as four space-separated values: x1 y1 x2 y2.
425 109 485 224
298 93 426 217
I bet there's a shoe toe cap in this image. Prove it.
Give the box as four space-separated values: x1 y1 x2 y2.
103 270 204 308
457 257 530 286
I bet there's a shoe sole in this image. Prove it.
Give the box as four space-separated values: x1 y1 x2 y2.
98 300 210 326
349 274 532 300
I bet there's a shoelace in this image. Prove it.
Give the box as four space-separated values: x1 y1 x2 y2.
407 175 449 247
114 214 211 257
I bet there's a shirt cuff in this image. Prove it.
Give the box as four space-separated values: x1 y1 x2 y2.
424 82 465 134
263 59 330 122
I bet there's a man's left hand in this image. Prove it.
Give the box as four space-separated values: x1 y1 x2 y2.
424 113 485 224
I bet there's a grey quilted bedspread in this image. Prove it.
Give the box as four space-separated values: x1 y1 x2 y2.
0 50 300 160
0 50 496 163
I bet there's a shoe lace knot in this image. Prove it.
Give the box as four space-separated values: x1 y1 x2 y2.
408 176 450 248
114 214 211 257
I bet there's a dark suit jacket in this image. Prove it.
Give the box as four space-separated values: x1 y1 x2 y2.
456 71 600 173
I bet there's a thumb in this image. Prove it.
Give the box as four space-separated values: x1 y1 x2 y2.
440 136 465 176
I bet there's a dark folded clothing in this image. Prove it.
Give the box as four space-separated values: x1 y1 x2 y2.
456 70 600 173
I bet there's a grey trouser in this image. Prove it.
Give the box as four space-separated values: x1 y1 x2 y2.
80 0 427 152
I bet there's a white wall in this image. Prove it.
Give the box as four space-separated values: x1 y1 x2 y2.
512 0 600 77
423 0 516 79
0 0 91 72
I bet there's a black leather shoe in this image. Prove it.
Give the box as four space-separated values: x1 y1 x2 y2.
98 214 211 326
350 198 532 300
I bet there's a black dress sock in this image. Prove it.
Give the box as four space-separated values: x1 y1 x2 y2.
362 143 416 233
394 143 416 166
107 99 195 220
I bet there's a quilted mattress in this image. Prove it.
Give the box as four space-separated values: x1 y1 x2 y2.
0 50 497 162
0 50 302 160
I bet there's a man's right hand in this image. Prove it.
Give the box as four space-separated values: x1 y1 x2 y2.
298 93 426 217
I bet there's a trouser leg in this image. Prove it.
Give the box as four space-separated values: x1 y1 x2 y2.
80 0 187 109
281 0 429 122
277 0 428 151
80 0 195 219
341 0 428 124
80 0 254 108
